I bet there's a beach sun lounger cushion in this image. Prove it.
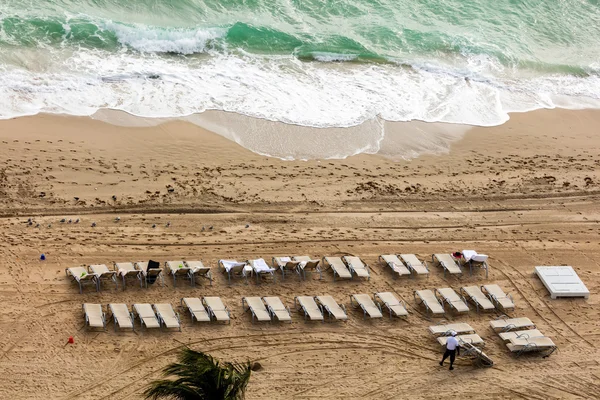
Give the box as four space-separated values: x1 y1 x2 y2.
203 297 231 323
374 292 408 318
295 296 324 322
315 295 348 321
461 286 495 312
482 284 515 311
435 287 470 313
342 256 370 280
181 297 211 323
379 255 410 277
323 256 352 280
83 303 106 330
153 303 181 331
109 303 135 331
242 296 272 323
400 254 429 275
133 303 160 329
350 294 383 319
432 254 462 275
263 296 292 322
490 317 535 332
414 289 445 315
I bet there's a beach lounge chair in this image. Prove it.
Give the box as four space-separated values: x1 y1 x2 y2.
153 303 181 331
490 317 535 332
203 297 231 323
273 257 301 280
342 256 370 280
83 303 106 330
89 264 118 291
108 303 135 331
498 329 544 342
315 295 348 321
434 288 470 314
428 322 475 336
292 256 322 280
414 290 445 316
374 292 408 319
507 336 557 357
438 334 484 347
132 303 160 329
185 260 213 286
219 259 251 284
248 258 276 283
431 254 462 276
461 342 494 367
322 256 352 280
181 297 211 323
460 286 495 313
263 296 292 323
350 294 383 319
379 254 411 278
242 297 272 323
481 284 515 312
461 250 490 278
66 266 98 294
165 260 193 288
399 254 430 276
294 296 324 322
114 262 139 290
135 261 164 288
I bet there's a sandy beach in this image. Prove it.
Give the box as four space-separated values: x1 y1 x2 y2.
0 108 599 399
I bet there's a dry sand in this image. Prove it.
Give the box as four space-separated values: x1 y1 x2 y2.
0 109 599 399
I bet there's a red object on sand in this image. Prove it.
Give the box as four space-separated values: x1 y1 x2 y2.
68 336 74 344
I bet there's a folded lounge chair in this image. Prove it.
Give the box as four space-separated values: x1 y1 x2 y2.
66 266 98 294
315 295 347 321
292 256 322 280
185 260 213 286
83 303 106 330
108 303 135 331
114 262 139 290
481 284 515 312
203 297 231 323
135 261 164 288
342 256 370 280
399 254 430 276
434 288 470 314
507 336 557 357
429 322 475 336
219 259 251 284
322 256 352 280
490 317 535 332
414 290 445 316
460 286 495 313
273 257 301 280
379 255 411 278
89 264 118 290
294 296 324 322
242 296 272 323
350 294 383 319
165 260 193 288
181 297 211 323
263 296 292 323
153 303 181 331
374 292 408 319
431 254 462 276
461 250 490 278
461 342 494 367
248 258 276 284
498 329 544 342
133 303 160 329
438 334 484 347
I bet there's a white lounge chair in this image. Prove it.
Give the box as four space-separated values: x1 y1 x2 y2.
322 256 352 280
414 290 445 316
153 303 181 331
248 258 276 284
292 256 322 280
89 264 118 290
219 259 251 284
379 255 411 278
438 334 484 346
460 286 495 313
133 303 160 329
342 256 370 280
429 322 475 336
242 297 272 323
461 342 494 368
481 284 515 312
165 260 193 288
374 292 408 319
273 257 301 280
181 297 211 323
431 254 462 276
135 261 164 288
350 294 383 319
399 254 430 276
114 262 139 290
185 260 213 286
108 303 135 331
461 250 490 278
294 296 324 322
66 266 98 294
507 336 557 357
263 297 292 323
498 329 544 342
83 303 106 330
490 317 535 332
315 295 347 321
203 297 231 323
434 288 470 314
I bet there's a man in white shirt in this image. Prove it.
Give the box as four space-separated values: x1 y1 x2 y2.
439 330 460 370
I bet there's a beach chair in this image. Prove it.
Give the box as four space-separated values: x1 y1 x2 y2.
438 334 484 347
461 342 494 367
399 254 430 276
481 284 515 312
108 303 135 331
460 250 490 278
89 264 118 291
322 256 352 280
165 260 193 288
132 303 160 330
294 296 324 322
342 256 370 280
181 297 211 323
414 290 445 316
428 322 475 336
273 257 301 280
114 262 139 290
431 254 462 276
292 256 322 280
460 286 495 313
219 259 251 284
374 292 408 319
242 297 272 323
490 317 535 332
379 254 411 278
66 266 98 294
315 295 348 321
498 329 544 342
203 297 231 323
153 303 181 331
248 258 276 284
185 260 213 286
350 294 383 319
135 261 164 288
263 296 292 323
434 288 470 314
83 303 106 331
507 336 557 357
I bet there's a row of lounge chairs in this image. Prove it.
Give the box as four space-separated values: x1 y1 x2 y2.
429 322 493 366
491 317 557 357
414 284 515 316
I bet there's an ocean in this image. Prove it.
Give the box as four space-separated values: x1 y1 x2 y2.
1 0 600 157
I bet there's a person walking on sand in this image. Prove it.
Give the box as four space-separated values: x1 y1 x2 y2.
439 330 460 370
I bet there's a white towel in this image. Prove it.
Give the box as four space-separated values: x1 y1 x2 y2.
220 260 246 272
280 257 292 262
251 258 275 273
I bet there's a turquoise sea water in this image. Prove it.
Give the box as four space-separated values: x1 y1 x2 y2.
1 0 600 127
